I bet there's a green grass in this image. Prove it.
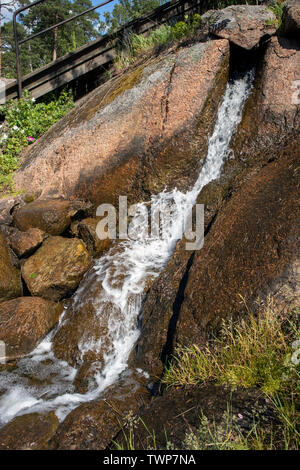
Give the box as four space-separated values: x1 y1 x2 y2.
114 14 203 70
183 394 299 450
112 298 299 450
0 89 74 194
163 298 299 396
161 297 300 450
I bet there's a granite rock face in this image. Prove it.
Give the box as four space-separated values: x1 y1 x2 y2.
202 5 276 49
282 0 300 37
13 199 91 235
14 40 230 206
0 231 23 302
0 297 63 360
21 236 91 300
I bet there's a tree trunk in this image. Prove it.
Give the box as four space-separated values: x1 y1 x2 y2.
53 26 58 61
53 12 59 62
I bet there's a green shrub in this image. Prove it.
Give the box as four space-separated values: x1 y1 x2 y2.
171 21 189 40
0 89 74 192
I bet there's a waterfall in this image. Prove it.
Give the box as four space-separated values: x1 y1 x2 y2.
0 69 254 427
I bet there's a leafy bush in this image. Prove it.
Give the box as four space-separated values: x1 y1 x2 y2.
0 89 74 192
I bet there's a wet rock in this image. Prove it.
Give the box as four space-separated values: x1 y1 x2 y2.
0 223 14 239
14 40 229 206
0 297 63 360
203 5 276 49
50 369 150 450
8 227 46 258
21 236 91 300
133 178 230 378
229 36 300 168
133 236 193 379
0 360 17 373
74 217 112 256
0 196 24 225
282 0 300 37
0 412 59 450
0 231 23 302
52 273 117 366
52 239 151 367
13 199 91 235
177 143 300 346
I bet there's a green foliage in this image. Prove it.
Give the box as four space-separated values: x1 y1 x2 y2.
114 14 203 70
267 1 285 29
162 299 300 450
0 89 74 192
163 299 299 396
1 0 99 78
114 299 299 451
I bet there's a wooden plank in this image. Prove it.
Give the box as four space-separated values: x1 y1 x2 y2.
5 0 202 101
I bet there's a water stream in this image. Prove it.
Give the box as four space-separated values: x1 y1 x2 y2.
0 69 254 427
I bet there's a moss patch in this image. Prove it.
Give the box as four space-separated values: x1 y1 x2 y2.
86 63 148 120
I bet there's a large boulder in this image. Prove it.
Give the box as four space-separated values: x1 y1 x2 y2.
0 232 23 302
0 196 24 225
203 5 277 49
49 369 150 450
52 227 160 369
7 227 46 258
0 412 59 450
14 40 230 206
72 217 112 256
282 0 300 37
13 199 91 235
21 236 91 300
133 177 231 378
0 297 63 360
229 35 300 166
177 143 300 347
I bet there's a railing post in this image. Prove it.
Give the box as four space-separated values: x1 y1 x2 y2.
13 11 22 98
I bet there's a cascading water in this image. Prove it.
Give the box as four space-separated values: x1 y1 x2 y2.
0 69 254 427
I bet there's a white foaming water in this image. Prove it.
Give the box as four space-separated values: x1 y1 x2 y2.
0 70 254 426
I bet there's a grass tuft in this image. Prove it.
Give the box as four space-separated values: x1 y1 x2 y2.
163 298 300 396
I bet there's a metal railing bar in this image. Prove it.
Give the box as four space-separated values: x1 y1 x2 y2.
13 0 115 97
18 0 114 45
12 0 199 99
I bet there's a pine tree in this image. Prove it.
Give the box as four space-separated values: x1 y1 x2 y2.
99 0 167 33
19 0 99 62
0 0 20 76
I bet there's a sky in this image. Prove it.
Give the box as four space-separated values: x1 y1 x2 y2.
91 0 118 21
